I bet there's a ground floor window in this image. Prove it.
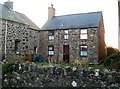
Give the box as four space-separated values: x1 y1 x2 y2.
15 39 20 54
48 45 54 56
80 45 87 57
34 47 37 54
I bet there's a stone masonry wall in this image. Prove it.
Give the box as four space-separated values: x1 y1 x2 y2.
2 62 120 87
98 17 106 63
0 20 2 60
1 19 39 59
39 28 99 64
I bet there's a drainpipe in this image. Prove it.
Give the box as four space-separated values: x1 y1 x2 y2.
4 20 8 59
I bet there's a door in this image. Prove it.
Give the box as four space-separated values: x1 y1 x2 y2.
63 45 69 63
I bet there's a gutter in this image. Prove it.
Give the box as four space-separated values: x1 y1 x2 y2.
4 20 7 59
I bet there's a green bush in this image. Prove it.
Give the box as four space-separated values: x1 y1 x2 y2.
2 62 14 74
71 60 82 67
107 46 119 57
104 52 120 71
6 53 26 63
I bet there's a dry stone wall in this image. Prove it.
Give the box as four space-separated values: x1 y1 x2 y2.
2 62 120 88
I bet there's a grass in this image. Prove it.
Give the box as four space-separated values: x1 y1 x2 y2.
89 64 107 72
34 61 107 70
34 61 75 68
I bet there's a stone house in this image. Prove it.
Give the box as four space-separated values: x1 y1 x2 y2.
0 1 40 59
39 5 106 64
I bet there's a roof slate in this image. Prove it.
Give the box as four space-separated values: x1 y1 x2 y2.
0 4 40 30
41 11 102 30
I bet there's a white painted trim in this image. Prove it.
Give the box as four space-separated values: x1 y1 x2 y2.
5 21 8 59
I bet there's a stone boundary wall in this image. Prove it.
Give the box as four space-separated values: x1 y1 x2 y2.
2 62 120 87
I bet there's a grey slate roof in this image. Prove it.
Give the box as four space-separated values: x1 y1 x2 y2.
42 11 102 30
0 4 40 30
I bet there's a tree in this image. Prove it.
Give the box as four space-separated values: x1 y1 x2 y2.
106 46 119 57
104 52 120 71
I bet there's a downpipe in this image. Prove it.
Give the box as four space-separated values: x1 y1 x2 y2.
4 20 8 60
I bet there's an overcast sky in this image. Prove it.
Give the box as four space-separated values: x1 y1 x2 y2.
0 0 119 48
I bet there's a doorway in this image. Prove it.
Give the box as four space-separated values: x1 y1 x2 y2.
63 45 69 63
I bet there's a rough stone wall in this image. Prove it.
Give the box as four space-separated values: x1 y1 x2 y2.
87 28 99 64
1 20 39 59
2 62 120 87
39 31 48 60
0 20 2 60
69 29 80 61
39 28 100 64
98 17 106 63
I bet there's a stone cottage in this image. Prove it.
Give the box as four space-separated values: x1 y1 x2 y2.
0 1 40 59
39 5 106 64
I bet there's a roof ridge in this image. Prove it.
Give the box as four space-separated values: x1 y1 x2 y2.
0 3 39 30
55 11 102 18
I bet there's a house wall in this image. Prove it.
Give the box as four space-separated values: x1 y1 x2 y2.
39 27 100 64
0 20 2 60
98 17 107 63
1 19 39 59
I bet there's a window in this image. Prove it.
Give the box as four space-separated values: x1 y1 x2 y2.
48 31 54 40
48 46 54 56
15 39 20 54
80 45 87 57
64 30 69 39
80 29 87 39
34 47 37 54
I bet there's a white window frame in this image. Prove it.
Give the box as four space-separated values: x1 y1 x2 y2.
80 45 87 57
48 36 54 40
48 31 54 40
64 30 69 40
80 29 87 39
48 46 54 56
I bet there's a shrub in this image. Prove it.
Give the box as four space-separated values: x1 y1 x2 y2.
80 58 89 67
2 62 14 74
104 52 120 71
107 46 119 57
6 53 26 63
72 60 82 67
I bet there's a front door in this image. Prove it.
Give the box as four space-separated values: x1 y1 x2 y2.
63 45 69 63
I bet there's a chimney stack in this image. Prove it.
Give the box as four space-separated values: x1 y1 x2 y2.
4 0 13 9
48 4 55 20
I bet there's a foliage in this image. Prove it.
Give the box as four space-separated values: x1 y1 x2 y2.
6 53 26 63
104 52 120 71
71 60 82 67
107 46 119 57
2 53 26 74
2 62 13 74
89 64 106 72
80 58 89 67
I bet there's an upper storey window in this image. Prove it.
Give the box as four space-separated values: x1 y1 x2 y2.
64 30 69 40
48 31 54 40
80 29 87 39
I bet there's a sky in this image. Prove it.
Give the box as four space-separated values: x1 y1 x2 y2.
0 0 119 49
